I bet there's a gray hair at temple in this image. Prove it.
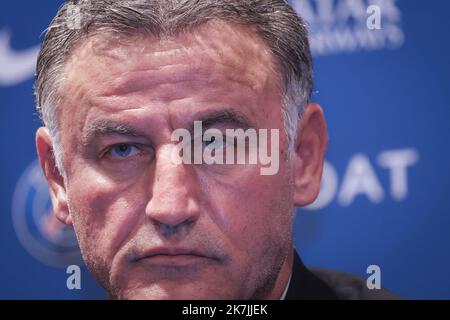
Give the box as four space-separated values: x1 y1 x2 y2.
34 0 313 174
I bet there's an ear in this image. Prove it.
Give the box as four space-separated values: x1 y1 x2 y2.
36 127 73 225
293 103 328 207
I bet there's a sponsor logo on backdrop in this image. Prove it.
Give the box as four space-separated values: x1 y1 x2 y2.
291 0 405 55
0 29 39 86
11 160 82 268
306 148 419 210
0 1 405 86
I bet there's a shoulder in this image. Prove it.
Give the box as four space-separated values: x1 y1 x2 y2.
309 268 402 300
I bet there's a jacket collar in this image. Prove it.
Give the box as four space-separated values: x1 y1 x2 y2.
284 250 338 300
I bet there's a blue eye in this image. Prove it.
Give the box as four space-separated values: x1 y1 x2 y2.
203 136 225 150
108 144 140 158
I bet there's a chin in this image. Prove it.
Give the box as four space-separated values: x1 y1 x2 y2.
114 283 234 300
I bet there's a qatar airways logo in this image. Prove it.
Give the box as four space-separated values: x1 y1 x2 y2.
291 0 405 55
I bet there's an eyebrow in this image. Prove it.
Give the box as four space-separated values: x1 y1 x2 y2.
82 108 255 146
187 109 255 134
82 119 149 147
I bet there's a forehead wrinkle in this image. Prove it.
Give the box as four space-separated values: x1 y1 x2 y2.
60 20 282 134
101 63 211 97
103 60 260 100
80 21 275 95
102 43 270 100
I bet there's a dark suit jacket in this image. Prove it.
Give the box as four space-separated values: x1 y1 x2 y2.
285 250 400 300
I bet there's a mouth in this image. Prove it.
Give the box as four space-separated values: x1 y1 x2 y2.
135 248 218 267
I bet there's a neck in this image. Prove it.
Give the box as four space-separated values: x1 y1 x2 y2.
265 247 294 300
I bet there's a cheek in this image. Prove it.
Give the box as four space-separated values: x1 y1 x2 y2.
201 163 295 255
66 166 148 265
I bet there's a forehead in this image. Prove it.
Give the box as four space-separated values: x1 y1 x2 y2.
57 20 285 141
63 20 281 98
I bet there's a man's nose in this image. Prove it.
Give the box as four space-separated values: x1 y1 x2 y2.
145 145 201 233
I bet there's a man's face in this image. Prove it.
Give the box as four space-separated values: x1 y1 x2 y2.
41 21 302 299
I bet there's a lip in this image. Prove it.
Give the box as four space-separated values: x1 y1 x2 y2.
135 247 217 266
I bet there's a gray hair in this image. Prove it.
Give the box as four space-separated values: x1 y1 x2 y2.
35 0 313 173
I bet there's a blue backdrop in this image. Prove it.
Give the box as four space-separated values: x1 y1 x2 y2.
1 0 449 299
